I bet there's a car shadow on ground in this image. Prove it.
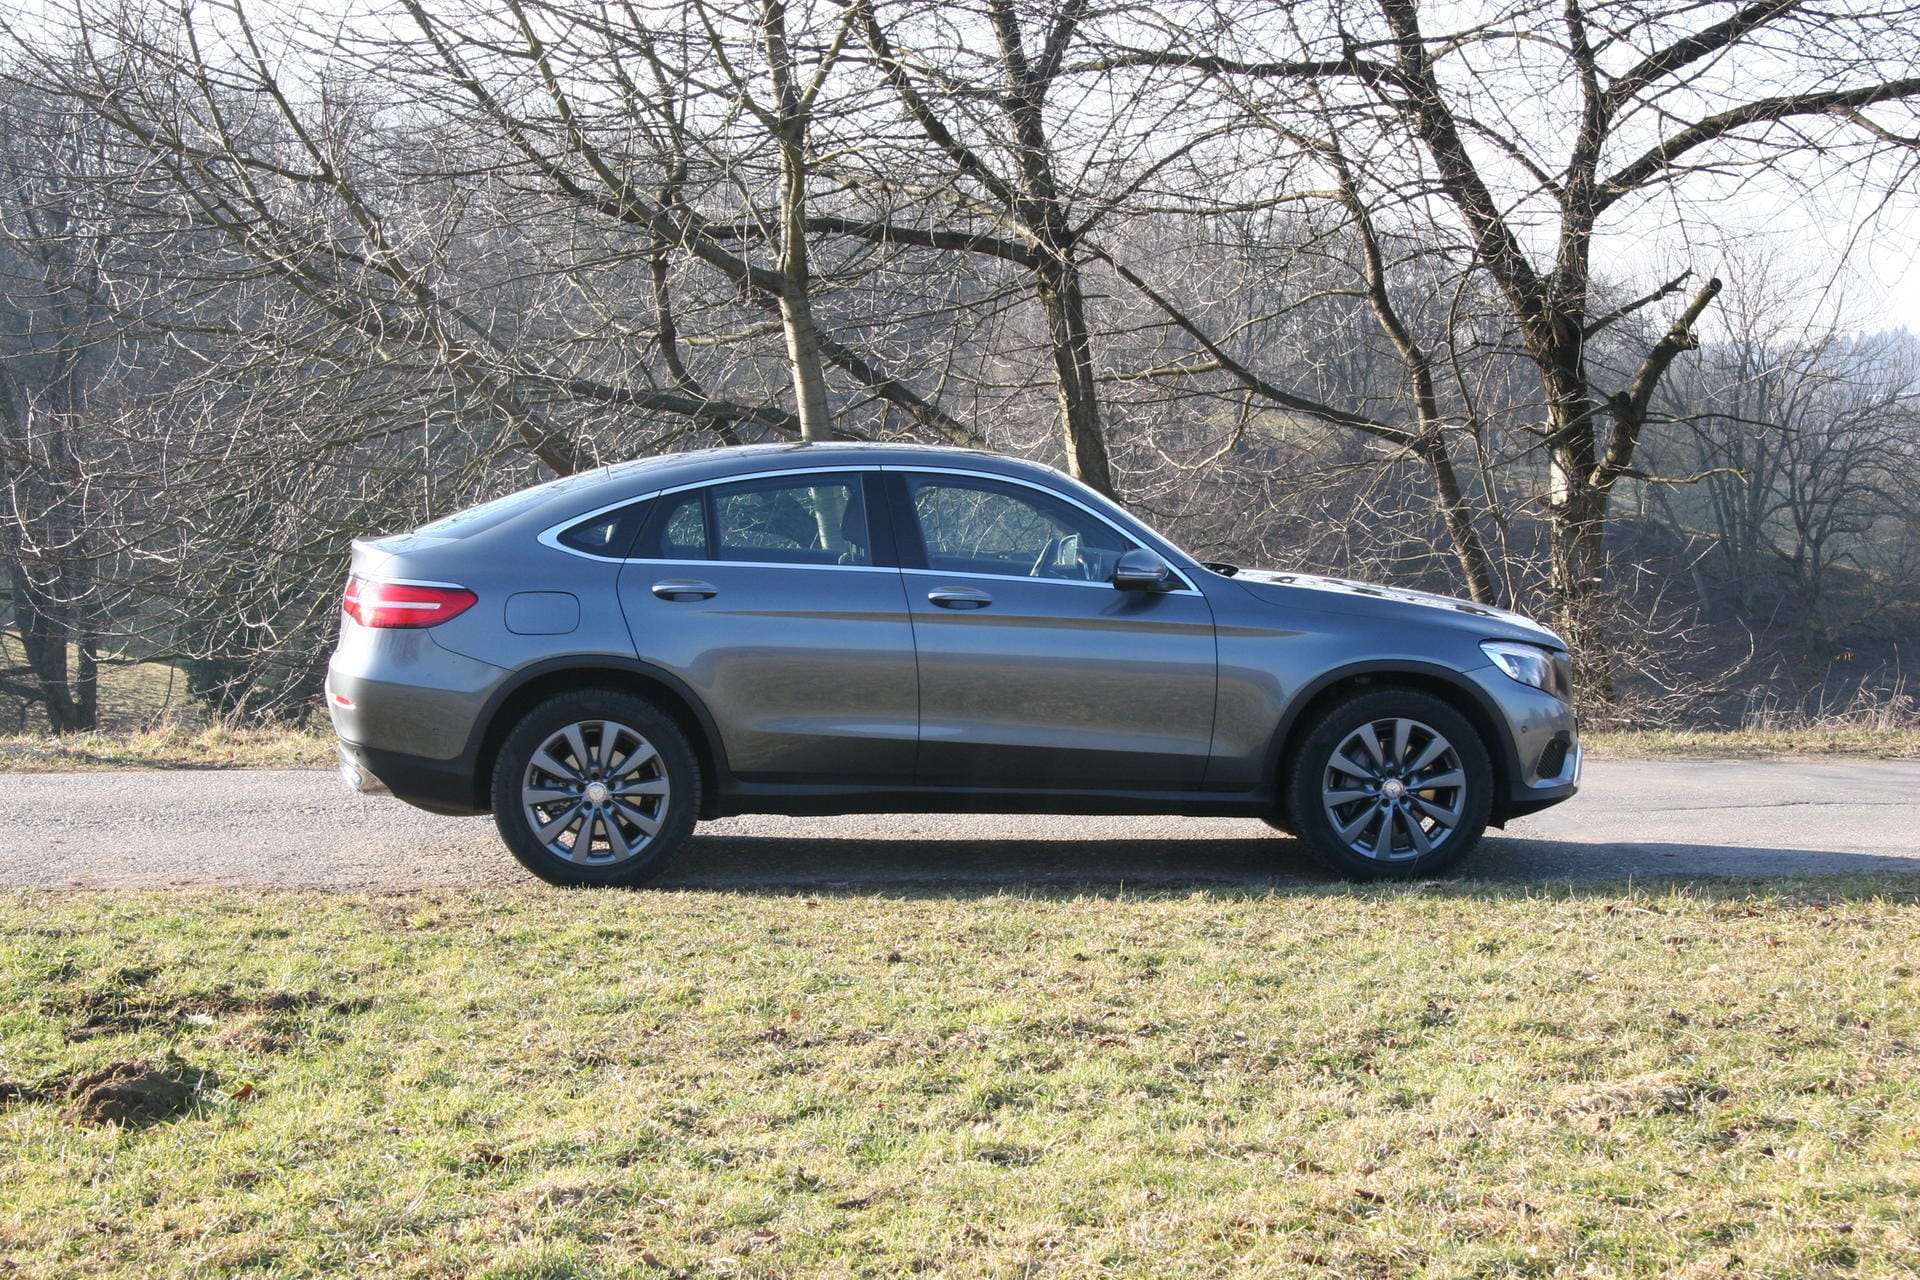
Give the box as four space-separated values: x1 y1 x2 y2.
663 832 1920 895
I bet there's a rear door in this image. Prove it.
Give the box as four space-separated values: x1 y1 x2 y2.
615 469 918 784
888 469 1217 791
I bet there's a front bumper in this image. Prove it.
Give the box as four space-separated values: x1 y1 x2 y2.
1465 664 1581 819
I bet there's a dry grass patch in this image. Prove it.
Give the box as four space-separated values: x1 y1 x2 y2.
0 724 335 772
1587 726 1920 759
2 880 1918 1278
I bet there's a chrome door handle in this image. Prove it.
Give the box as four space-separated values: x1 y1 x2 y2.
651 579 717 602
927 586 993 609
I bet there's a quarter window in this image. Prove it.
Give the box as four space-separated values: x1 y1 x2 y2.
555 500 650 557
906 475 1133 581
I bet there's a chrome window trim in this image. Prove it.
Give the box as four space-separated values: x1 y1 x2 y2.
537 466 876 563
620 557 900 575
536 461 1200 593
884 465 1201 594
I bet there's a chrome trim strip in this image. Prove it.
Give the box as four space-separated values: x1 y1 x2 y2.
532 461 1201 593
356 575 469 590
622 557 898 574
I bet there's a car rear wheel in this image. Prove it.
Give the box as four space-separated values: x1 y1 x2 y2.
490 689 699 887
1285 689 1492 880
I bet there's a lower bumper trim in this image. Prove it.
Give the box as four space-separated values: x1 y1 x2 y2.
337 745 391 797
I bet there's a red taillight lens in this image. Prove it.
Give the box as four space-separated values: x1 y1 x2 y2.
342 576 478 629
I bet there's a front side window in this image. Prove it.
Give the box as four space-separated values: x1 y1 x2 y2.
906 475 1133 581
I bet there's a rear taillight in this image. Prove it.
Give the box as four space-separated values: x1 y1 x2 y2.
342 576 478 629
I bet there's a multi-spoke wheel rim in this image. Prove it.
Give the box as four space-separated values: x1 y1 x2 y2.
1320 717 1467 862
520 720 669 867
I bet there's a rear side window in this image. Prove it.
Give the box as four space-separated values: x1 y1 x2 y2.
713 476 869 566
553 500 651 558
634 475 873 565
635 491 710 560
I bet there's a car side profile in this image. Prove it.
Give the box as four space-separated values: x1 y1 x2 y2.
327 443 1579 884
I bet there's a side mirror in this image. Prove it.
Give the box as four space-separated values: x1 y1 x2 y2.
1111 547 1176 593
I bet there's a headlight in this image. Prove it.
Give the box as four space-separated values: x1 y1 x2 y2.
1481 640 1569 698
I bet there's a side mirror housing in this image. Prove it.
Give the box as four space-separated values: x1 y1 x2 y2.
1111 547 1176 593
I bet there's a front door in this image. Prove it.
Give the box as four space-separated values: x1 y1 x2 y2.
615 470 918 784
891 470 1217 791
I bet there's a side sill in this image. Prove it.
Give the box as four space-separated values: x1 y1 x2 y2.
712 784 1272 819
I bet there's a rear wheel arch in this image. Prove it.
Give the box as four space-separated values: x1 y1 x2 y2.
1269 665 1515 827
470 659 727 818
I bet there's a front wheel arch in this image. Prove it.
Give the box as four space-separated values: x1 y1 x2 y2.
1284 687 1495 879
1271 667 1515 827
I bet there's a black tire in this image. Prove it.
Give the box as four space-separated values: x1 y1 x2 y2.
490 689 700 887
1285 688 1493 880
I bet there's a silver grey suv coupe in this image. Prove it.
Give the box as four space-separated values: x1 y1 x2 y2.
328 443 1579 884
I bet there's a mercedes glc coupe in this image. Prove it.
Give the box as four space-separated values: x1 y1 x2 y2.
328 443 1579 885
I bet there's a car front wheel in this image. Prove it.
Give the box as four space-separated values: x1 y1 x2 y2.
490 689 700 887
1285 689 1492 879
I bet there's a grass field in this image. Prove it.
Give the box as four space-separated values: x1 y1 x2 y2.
2 881 1917 1278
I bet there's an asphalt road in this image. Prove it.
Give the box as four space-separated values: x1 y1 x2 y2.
2 757 1916 891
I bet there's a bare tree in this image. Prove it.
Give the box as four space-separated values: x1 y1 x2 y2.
818 0 1220 496
1099 0 1920 681
1647 278 1920 646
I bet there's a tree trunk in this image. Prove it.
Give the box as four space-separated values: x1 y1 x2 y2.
1034 254 1114 497
1419 438 1500 605
1543 387 1616 701
764 0 835 443
7 562 93 733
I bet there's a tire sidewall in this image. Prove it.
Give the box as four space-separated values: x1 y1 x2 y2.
490 690 700 887
1286 689 1493 880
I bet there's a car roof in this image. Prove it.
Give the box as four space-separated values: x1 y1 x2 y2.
396 440 1203 571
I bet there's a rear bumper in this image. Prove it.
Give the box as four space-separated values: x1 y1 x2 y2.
326 630 505 816
334 735 488 817
336 744 390 796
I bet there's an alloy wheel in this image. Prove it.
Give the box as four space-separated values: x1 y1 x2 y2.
1319 716 1468 862
520 719 670 866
